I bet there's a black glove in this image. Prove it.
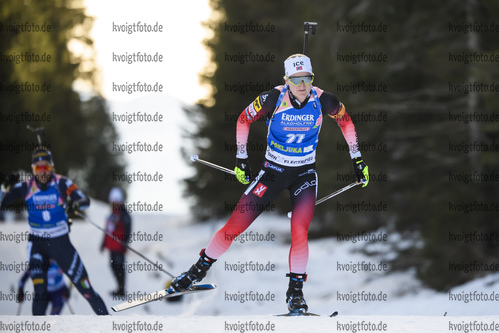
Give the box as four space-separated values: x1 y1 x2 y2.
234 158 252 184
17 287 24 303
2 172 20 189
65 200 80 217
352 157 369 187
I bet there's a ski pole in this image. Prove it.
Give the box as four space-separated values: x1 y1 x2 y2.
190 155 235 175
11 285 23 315
74 211 175 278
16 301 22 316
65 299 75 315
287 181 363 218
64 282 75 314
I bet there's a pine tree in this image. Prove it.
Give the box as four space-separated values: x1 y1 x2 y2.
0 0 126 203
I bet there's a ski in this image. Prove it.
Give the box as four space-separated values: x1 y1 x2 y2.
111 284 216 312
275 311 338 317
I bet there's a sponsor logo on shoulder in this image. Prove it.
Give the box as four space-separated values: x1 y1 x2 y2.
247 103 257 118
253 96 262 112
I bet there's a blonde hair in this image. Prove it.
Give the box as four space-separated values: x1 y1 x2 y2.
285 53 307 61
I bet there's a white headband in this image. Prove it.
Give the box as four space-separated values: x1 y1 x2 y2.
284 56 313 77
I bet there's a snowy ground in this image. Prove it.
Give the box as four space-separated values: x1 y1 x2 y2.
1 200 499 332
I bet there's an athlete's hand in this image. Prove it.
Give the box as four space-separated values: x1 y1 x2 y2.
2 172 20 191
235 158 252 185
65 200 80 217
352 157 369 187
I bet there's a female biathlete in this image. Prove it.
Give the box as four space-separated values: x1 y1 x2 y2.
169 54 369 314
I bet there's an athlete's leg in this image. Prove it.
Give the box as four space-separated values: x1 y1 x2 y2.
285 168 317 312
287 169 317 274
48 235 108 315
48 289 65 315
171 166 286 292
110 251 125 295
205 168 283 259
28 241 51 315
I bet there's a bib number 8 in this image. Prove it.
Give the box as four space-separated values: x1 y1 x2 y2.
42 211 51 222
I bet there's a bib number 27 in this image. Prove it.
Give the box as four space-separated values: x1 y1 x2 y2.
286 134 305 144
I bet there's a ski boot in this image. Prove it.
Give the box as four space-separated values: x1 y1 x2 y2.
169 249 216 293
285 273 308 315
164 280 184 302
